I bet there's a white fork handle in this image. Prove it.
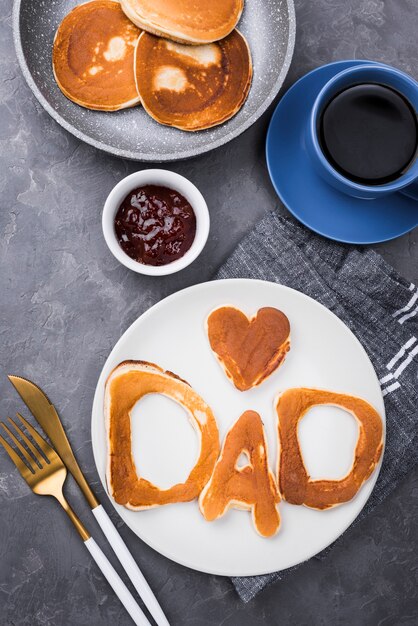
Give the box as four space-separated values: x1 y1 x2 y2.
93 505 170 626
84 537 151 626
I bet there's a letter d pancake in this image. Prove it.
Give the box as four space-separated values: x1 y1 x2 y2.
276 388 383 510
105 360 220 509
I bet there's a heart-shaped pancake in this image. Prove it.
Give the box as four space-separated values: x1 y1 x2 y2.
207 306 291 391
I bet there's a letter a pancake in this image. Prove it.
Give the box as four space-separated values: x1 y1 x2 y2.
134 30 252 131
105 360 220 509
199 410 281 537
120 0 243 44
276 388 384 510
53 0 141 111
207 306 291 391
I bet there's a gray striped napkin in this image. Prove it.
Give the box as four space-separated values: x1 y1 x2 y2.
215 212 418 602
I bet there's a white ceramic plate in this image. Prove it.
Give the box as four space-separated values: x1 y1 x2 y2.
91 279 385 577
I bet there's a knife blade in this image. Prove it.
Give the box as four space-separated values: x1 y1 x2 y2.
8 375 99 508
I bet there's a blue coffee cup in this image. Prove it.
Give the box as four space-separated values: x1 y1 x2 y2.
306 63 418 201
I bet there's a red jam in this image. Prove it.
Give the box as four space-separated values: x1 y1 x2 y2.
114 185 197 266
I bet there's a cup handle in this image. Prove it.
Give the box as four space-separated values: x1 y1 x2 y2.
399 181 418 201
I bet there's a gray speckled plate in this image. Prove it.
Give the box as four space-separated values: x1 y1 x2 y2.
13 0 295 161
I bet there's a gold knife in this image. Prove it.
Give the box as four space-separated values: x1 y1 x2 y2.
8 375 170 626
8 376 99 507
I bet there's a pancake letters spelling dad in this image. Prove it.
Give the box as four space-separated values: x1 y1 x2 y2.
104 307 383 538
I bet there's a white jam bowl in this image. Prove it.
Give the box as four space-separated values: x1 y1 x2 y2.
102 169 210 276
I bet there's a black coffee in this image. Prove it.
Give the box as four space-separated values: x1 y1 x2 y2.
319 83 418 185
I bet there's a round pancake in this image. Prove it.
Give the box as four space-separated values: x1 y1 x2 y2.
134 30 252 131
120 0 243 44
53 0 141 111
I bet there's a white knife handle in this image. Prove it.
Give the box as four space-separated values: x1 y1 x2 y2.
93 504 170 626
84 537 151 626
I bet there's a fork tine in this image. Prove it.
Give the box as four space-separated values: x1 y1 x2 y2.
7 417 43 468
16 413 58 464
0 421 37 471
0 434 34 481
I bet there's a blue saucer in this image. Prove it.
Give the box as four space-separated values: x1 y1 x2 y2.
266 60 418 244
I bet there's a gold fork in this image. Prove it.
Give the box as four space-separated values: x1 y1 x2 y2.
0 414 150 626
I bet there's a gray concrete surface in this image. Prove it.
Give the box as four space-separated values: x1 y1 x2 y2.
1 0 417 624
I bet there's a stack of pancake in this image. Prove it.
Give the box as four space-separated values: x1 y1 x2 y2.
52 0 252 131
